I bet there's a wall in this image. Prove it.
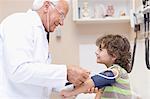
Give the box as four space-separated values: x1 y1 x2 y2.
129 40 150 99
0 0 33 21
0 0 150 99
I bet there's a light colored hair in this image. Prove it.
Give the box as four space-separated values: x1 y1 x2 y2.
32 0 58 11
32 0 69 11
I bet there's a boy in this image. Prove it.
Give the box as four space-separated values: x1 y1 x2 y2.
61 34 133 99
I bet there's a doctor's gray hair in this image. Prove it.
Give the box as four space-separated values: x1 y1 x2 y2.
32 0 70 11
32 0 58 11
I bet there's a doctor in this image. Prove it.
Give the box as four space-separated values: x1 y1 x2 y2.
0 0 89 99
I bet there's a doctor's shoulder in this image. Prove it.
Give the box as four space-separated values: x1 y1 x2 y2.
1 11 33 37
1 12 30 26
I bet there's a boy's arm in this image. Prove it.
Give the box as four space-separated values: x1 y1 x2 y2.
95 89 102 99
60 78 95 98
61 70 116 98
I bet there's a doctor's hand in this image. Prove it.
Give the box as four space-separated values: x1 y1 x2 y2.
67 65 90 86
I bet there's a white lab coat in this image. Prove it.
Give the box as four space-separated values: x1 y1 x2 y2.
0 10 67 99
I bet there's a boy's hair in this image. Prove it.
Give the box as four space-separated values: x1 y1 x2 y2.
96 34 131 73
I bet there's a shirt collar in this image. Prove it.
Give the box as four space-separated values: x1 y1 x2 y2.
27 9 44 29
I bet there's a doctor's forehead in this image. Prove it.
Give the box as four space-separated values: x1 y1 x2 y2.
55 0 69 15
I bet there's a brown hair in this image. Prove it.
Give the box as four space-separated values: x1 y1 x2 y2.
96 34 132 73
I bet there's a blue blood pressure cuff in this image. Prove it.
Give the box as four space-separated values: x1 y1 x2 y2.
91 70 116 89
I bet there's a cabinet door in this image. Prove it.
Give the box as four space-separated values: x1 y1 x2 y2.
72 0 133 24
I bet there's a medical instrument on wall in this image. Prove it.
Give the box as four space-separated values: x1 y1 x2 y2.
143 0 150 69
130 7 142 72
130 13 140 71
144 13 150 69
130 0 150 70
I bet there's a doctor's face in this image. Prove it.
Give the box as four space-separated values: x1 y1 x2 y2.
48 1 68 32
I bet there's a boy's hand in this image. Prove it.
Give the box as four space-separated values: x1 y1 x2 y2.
60 89 76 99
86 87 99 94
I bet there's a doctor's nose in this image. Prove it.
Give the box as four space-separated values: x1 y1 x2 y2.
59 19 64 26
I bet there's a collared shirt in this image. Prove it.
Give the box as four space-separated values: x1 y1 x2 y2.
0 9 67 99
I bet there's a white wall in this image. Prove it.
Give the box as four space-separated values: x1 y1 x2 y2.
129 40 150 99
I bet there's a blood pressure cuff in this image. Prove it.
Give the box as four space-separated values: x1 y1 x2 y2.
91 70 116 89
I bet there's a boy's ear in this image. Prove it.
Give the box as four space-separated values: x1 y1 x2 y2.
111 54 117 61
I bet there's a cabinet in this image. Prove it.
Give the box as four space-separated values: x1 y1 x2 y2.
72 0 134 24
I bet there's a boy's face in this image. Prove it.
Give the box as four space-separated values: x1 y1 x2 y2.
95 46 116 67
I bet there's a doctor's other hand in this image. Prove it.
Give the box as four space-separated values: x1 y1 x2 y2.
67 65 90 86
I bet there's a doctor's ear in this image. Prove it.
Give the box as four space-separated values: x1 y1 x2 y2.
43 1 51 12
